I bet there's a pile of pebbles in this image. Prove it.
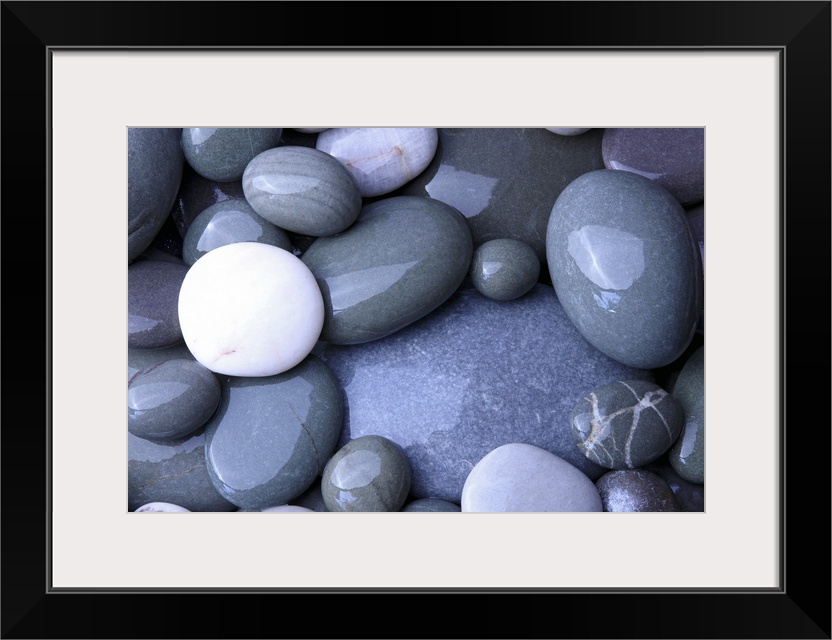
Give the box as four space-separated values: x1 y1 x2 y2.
128 127 705 513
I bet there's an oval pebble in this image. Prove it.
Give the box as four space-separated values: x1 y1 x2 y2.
182 198 291 265
181 127 282 182
321 435 412 512
178 242 324 376
128 259 189 349
570 380 684 470
302 195 473 345
259 505 314 512
596 470 680 512
242 146 362 236
135 502 191 513
461 443 603 512
668 346 705 483
170 164 246 237
128 359 221 441
204 356 344 510
316 127 438 197
469 238 540 301
402 498 461 512
546 169 702 369
545 127 591 136
602 127 704 206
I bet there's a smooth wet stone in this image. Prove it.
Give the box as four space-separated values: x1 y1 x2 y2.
128 359 221 441
668 346 704 483
178 242 323 376
182 199 291 266
402 498 461 512
547 169 702 369
397 128 605 267
321 435 412 512
602 128 705 206
596 470 680 512
461 443 603 512
570 380 684 470
643 456 704 512
128 128 184 263
469 238 540 301
545 127 591 136
302 196 473 345
128 259 190 349
316 128 439 197
318 284 653 502
204 356 344 510
135 502 190 513
170 164 247 237
128 343 194 381
181 127 282 182
242 146 362 236
129 428 237 512
260 505 314 512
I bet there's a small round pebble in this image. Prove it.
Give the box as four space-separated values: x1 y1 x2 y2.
128 259 189 349
668 346 705 483
321 435 412 512
177 242 324 377
181 127 282 182
570 380 684 470
402 498 461 512
181 198 291 265
242 146 362 236
135 502 190 513
128 359 221 441
596 470 680 512
545 127 591 136
469 238 540 301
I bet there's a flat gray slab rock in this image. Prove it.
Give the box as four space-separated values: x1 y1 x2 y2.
318 284 653 503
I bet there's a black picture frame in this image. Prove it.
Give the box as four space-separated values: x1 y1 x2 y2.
2 2 829 638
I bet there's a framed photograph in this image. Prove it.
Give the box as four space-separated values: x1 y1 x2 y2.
3 2 829 638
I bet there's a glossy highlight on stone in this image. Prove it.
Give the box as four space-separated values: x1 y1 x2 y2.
668 346 705 483
181 127 282 182
596 469 680 512
302 196 473 345
547 169 703 369
469 238 540 301
128 259 189 349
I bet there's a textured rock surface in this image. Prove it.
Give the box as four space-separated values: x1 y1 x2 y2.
321 435 412 512
302 196 473 345
242 146 362 236
181 127 282 182
182 198 291 265
570 380 684 470
317 284 653 502
128 128 184 262
397 128 605 267
203 356 344 510
596 470 680 512
547 169 702 369
461 443 603 512
668 346 705 483
469 238 540 301
128 259 189 349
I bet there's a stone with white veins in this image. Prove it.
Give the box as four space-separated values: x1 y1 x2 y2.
461 443 603 512
316 128 439 197
177 242 324 377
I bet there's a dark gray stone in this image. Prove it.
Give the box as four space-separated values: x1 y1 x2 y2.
128 359 221 441
128 259 190 349
570 380 684 470
321 435 412 512
317 284 653 503
182 198 292 266
128 128 184 263
181 127 282 182
396 127 605 268
170 164 246 237
402 498 461 512
204 356 344 510
128 427 236 512
547 169 703 369
643 456 704 512
242 146 362 236
128 343 194 381
302 196 473 345
602 127 705 206
469 238 540 301
292 477 330 512
596 469 680 512
669 346 704 483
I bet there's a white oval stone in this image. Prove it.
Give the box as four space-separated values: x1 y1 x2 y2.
545 127 591 136
135 502 191 512
316 127 439 197
461 443 603 512
178 242 324 377
259 505 314 512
